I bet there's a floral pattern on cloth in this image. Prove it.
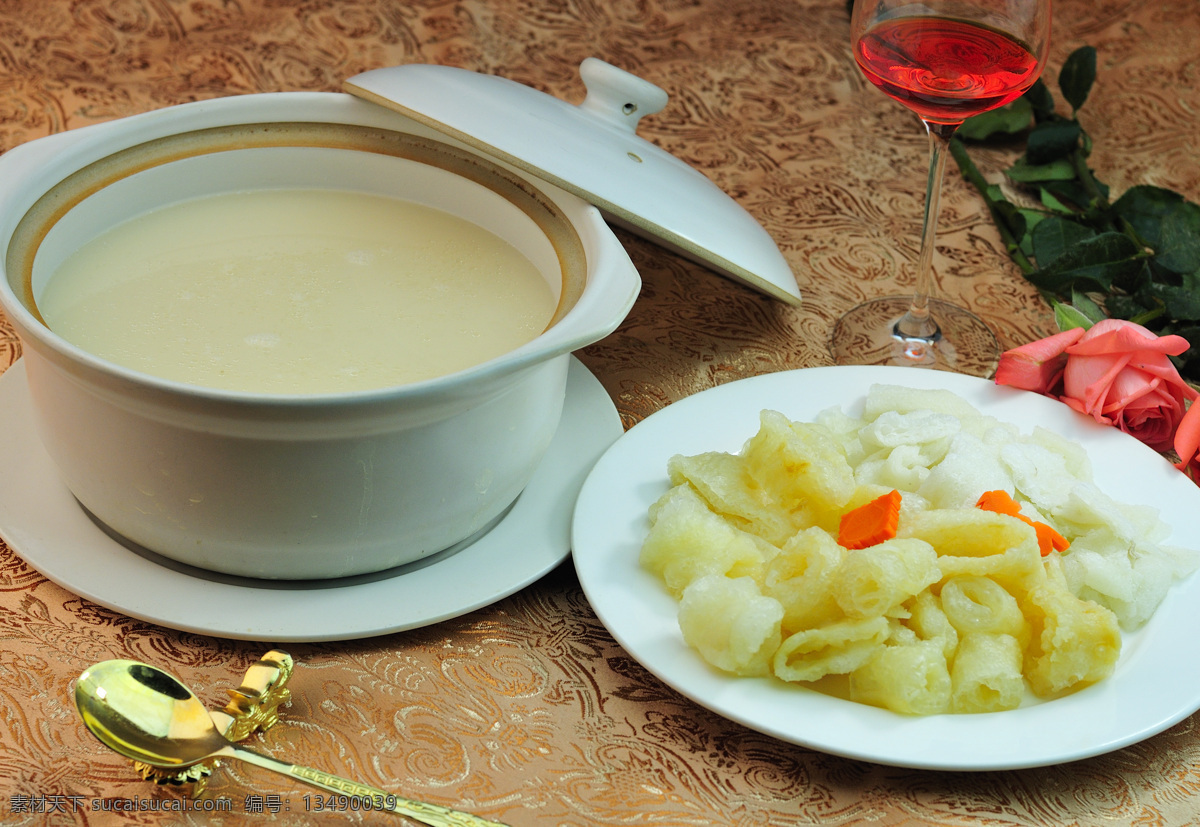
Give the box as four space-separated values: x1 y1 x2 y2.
1 0 1199 824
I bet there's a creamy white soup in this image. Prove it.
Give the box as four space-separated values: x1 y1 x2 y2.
38 188 558 394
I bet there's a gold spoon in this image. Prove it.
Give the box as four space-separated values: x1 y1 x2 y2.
75 659 508 827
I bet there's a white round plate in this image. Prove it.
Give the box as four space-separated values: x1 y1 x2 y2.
571 365 1200 770
0 356 621 642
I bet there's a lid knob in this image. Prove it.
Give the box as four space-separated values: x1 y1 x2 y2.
578 58 669 133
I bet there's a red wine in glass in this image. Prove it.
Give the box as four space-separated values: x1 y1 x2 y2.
830 1 1050 376
856 17 1042 124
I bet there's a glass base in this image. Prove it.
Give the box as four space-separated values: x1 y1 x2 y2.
829 296 999 377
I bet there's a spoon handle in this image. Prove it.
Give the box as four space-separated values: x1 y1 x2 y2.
225 744 509 827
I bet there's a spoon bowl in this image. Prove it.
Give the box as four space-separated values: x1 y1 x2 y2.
75 659 507 826
76 660 228 768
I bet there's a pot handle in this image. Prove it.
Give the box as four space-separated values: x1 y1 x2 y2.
556 206 643 346
0 127 94 240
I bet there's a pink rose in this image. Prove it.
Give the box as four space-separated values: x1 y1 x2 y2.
1060 319 1195 451
996 319 1197 453
993 327 1086 393
1174 398 1200 484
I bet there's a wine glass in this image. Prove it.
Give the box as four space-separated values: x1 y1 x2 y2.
831 0 1052 376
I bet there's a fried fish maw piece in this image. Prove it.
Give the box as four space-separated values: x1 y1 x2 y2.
641 484 776 597
939 575 1030 647
862 384 984 423
833 538 941 619
773 615 890 683
900 509 1045 593
678 574 784 677
667 451 797 546
906 589 959 663
899 508 1038 557
950 632 1026 713
741 410 856 515
762 526 847 635
1022 557 1121 698
849 639 952 715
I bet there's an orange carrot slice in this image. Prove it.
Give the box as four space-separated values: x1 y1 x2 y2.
1032 520 1070 555
975 489 1069 556
838 489 902 550
975 489 1023 518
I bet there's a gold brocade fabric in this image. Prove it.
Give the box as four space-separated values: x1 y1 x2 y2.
2 1 1200 825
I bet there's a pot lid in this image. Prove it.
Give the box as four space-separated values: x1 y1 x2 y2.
344 59 801 306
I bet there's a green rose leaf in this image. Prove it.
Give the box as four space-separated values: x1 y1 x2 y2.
1024 80 1056 121
1112 184 1184 249
1041 177 1109 211
1027 231 1143 293
1026 120 1083 164
1018 209 1047 255
1053 300 1094 331
1019 208 1048 234
1006 157 1077 183
1147 272 1200 320
1104 292 1154 320
1070 289 1107 323
1031 215 1096 267
1039 186 1075 215
959 98 1033 141
1155 200 1200 275
1059 46 1097 112
982 185 1028 239
1111 256 1158 298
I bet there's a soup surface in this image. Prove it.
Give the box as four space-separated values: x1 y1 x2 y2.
38 188 557 394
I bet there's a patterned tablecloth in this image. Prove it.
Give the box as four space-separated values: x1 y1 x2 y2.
2 1 1199 824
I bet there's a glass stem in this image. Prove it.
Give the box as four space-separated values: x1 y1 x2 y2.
895 120 959 341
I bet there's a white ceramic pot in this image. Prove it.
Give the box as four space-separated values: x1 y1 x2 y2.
0 92 640 579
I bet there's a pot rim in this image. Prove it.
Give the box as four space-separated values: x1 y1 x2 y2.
0 92 640 410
